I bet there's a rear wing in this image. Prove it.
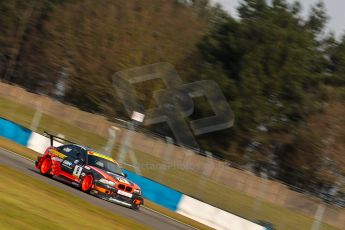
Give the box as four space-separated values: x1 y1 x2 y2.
43 131 76 147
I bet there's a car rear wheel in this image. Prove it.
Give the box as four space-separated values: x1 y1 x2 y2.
81 174 94 192
131 204 139 210
40 158 52 176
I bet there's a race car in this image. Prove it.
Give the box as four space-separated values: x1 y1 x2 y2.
35 135 143 210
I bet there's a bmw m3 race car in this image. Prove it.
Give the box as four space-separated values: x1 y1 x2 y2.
35 134 143 210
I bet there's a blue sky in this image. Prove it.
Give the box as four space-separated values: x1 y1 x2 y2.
213 0 345 39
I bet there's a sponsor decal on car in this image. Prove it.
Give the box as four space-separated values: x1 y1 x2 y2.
119 178 129 184
62 160 73 167
51 157 63 162
118 190 133 198
50 149 67 159
114 175 130 185
73 165 83 178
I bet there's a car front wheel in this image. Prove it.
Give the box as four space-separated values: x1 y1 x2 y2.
81 174 94 193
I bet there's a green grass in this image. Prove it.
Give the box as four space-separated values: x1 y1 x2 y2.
0 137 213 230
0 164 149 230
0 96 341 230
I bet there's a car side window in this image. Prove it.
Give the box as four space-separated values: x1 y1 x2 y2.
56 145 86 163
69 146 81 159
73 146 87 163
71 146 87 163
79 149 87 163
57 145 74 157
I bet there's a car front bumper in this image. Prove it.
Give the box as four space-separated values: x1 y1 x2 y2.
91 184 144 207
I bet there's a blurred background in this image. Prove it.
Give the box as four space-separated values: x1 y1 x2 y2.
0 0 344 229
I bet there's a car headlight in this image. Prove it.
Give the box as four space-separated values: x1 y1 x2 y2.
99 178 116 187
133 189 142 195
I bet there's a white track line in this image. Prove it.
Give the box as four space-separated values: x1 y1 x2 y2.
141 206 198 230
0 147 35 162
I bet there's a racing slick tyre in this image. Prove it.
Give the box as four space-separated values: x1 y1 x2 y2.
81 174 94 193
40 158 52 177
131 204 139 210
131 199 141 210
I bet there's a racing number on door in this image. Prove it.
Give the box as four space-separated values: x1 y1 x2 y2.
73 165 83 177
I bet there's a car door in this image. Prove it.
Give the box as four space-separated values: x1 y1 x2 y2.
70 146 86 178
59 145 85 178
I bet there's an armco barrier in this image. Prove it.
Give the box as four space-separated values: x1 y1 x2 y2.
0 117 265 230
0 118 31 146
177 195 263 230
123 169 183 212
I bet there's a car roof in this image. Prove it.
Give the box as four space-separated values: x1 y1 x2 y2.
64 144 118 164
70 144 88 150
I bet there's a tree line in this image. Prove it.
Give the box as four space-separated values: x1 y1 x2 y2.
1 0 344 196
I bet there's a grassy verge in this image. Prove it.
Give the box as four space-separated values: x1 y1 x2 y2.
0 137 213 230
144 200 214 230
0 164 149 230
0 96 341 230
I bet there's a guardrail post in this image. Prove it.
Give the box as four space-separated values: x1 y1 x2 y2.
253 172 268 218
311 203 326 230
103 126 119 156
117 120 142 175
30 104 42 132
198 151 215 199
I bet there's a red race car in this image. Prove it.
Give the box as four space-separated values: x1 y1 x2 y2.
35 134 143 210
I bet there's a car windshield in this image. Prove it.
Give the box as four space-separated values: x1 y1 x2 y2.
87 155 124 176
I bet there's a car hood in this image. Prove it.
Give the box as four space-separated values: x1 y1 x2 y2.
88 165 140 189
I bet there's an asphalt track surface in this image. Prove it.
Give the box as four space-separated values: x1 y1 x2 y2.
0 148 196 230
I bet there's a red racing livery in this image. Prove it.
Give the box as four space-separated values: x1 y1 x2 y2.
35 143 143 210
